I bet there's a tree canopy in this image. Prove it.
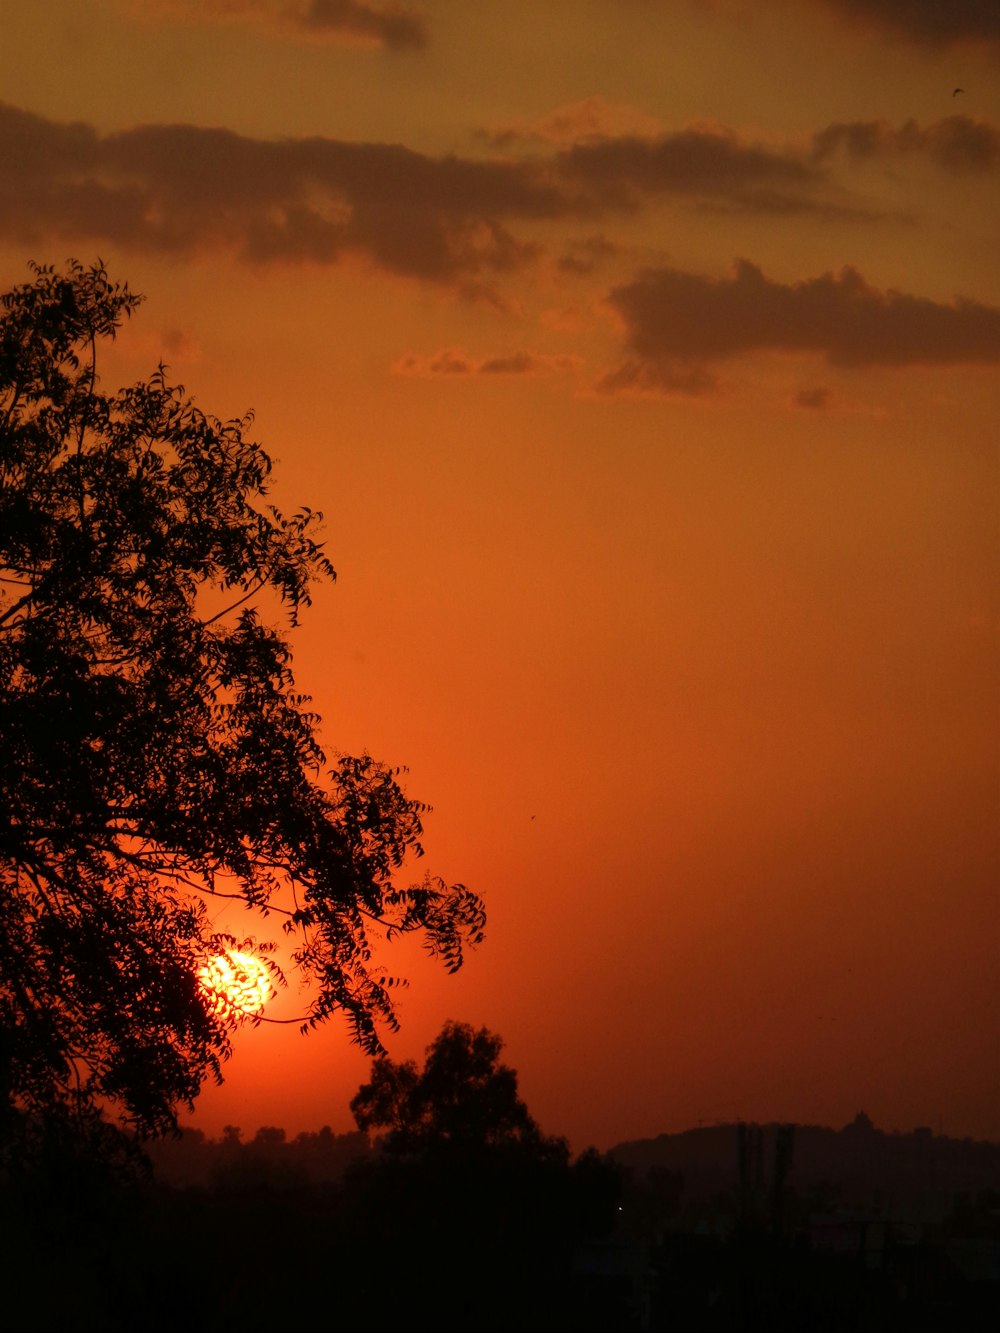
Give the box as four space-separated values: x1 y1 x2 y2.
0 260 485 1141
345 1023 622 1331
350 1020 567 1161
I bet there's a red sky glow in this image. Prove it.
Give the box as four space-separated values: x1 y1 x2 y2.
4 0 997 1151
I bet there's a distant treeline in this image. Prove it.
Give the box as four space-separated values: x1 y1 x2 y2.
147 1123 372 1188
151 1110 1000 1209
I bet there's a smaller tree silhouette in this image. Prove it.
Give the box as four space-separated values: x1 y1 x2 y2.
350 1020 566 1161
346 1023 620 1331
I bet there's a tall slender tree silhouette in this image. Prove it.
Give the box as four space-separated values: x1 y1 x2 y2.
0 260 484 1144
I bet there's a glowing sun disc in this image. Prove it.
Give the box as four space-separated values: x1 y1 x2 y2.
199 950 273 1015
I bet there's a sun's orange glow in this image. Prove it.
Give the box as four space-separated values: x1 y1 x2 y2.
199 951 274 1016
6 0 997 1153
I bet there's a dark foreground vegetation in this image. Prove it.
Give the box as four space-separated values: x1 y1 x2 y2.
1 1023 625 1332
0 1127 625 1332
3 1036 999 1331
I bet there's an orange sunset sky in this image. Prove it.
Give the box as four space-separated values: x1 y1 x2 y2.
2 0 997 1151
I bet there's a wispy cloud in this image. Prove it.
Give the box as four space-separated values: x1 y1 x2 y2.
695 1 1000 51
124 0 428 49
481 97 666 149
392 348 581 377
557 234 621 276
812 116 1000 173
793 385 833 410
594 358 719 399
814 0 1000 49
295 0 426 48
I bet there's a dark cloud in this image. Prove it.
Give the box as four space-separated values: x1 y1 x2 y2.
557 234 620 276
0 104 850 283
794 386 833 409
608 259 1000 369
812 116 1000 172
393 348 579 377
556 128 825 213
427 350 472 375
817 0 1000 48
1 102 985 285
0 102 561 282
479 97 668 149
478 351 538 374
297 0 427 49
594 358 719 398
130 1 428 51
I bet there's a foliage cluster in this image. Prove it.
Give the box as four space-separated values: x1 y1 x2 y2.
0 260 484 1141
351 1019 569 1160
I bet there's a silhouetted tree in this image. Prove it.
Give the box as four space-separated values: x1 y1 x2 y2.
347 1024 621 1331
351 1019 566 1160
0 260 484 1144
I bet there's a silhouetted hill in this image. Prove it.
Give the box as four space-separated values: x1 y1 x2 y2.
609 1113 1000 1220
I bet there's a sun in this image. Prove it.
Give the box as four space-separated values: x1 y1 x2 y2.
199 950 274 1016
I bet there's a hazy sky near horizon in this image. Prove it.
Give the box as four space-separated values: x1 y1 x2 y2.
3 0 997 1149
